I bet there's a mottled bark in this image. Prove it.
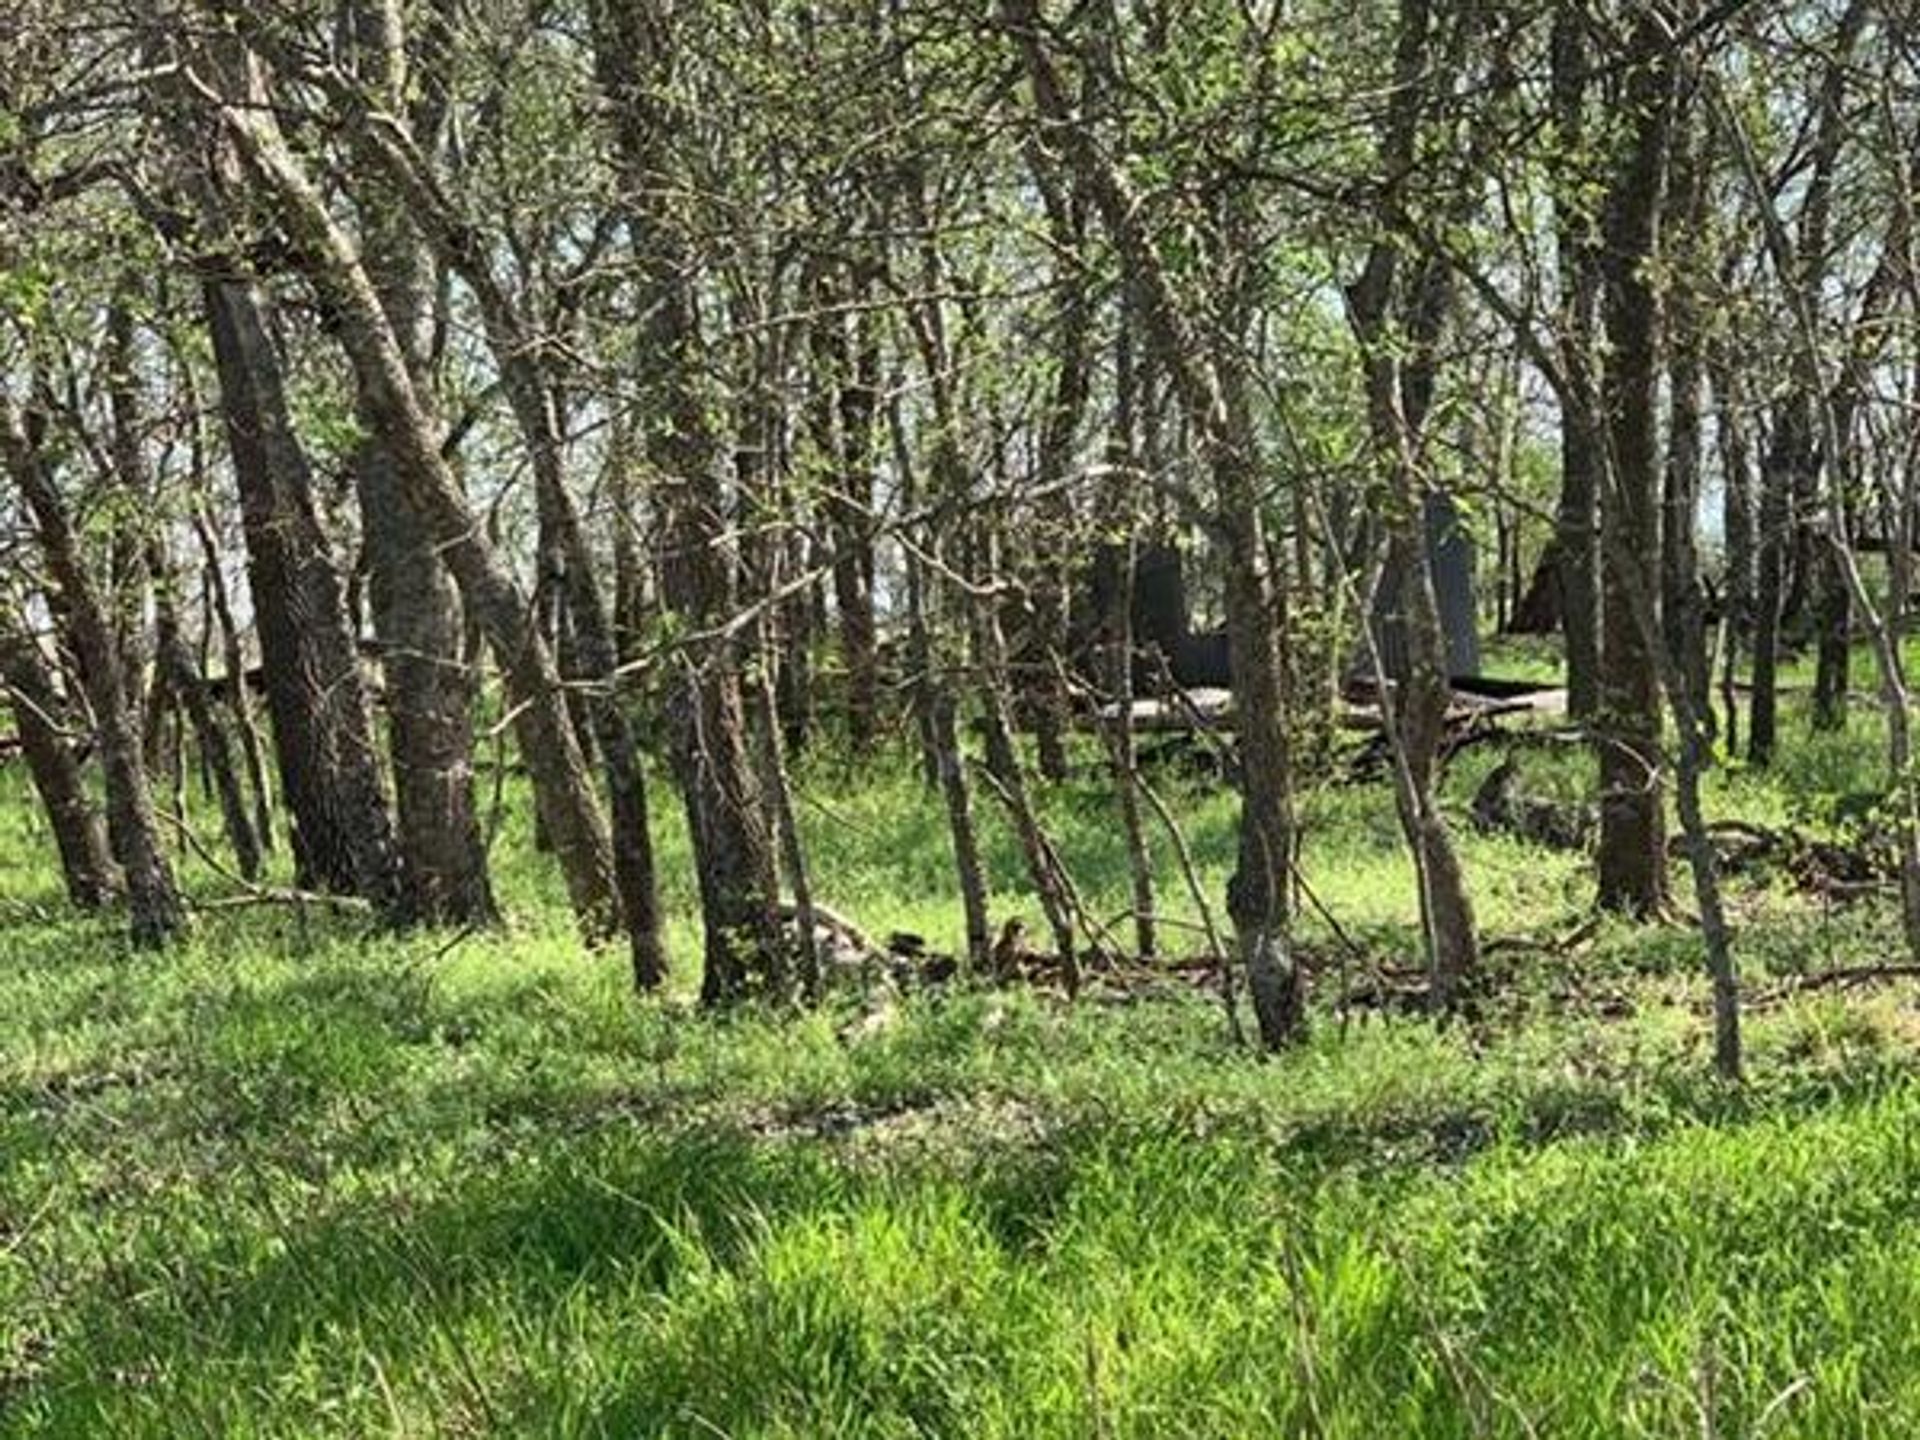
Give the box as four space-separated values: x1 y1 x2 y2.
345 0 496 928
355 436 496 925
1595 16 1673 917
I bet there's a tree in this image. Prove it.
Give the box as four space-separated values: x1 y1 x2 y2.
5 399 186 947
183 43 624 942
1594 8 1676 918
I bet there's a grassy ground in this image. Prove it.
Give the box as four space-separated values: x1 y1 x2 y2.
6 677 1920 1437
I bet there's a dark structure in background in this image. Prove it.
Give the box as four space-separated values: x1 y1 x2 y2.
1076 505 1482 694
1368 492 1482 682
1078 544 1229 690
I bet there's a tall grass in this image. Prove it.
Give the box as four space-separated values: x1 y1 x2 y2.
4 710 1920 1436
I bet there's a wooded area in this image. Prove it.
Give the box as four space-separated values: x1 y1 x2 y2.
10 0 1920 1433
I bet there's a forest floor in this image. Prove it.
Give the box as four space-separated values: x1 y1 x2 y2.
8 651 1920 1436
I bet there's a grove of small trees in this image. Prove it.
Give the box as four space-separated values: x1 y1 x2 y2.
8 0 1920 1087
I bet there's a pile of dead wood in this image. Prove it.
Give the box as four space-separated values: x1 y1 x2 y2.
1691 818 1891 900
1468 754 1594 850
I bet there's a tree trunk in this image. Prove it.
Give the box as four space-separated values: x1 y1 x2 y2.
1749 408 1801 767
1662 107 1713 748
1350 0 1480 1009
1594 16 1673 917
355 435 497 924
1103 323 1157 959
1711 358 1754 757
1005 0 1303 1044
208 77 622 939
810 264 882 754
0 611 119 909
590 0 783 997
6 405 185 947
977 532 1080 990
1025 162 1094 785
343 0 496 927
201 275 405 913
150 543 261 881
188 500 273 854
104 296 261 885
1812 548 1852 729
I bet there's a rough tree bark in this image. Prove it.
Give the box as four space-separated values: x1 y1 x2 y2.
591 0 783 997
199 274 405 912
198 59 623 940
1551 2 1603 720
182 363 273 856
1594 15 1674 917
147 55 406 908
341 0 496 928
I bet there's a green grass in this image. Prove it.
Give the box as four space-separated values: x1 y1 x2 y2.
7 697 1920 1437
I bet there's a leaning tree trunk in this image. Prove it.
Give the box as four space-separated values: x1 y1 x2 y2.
156 66 405 912
209 82 622 940
976 528 1081 991
6 405 185 948
532 444 671 989
0 609 119 909
200 275 405 914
